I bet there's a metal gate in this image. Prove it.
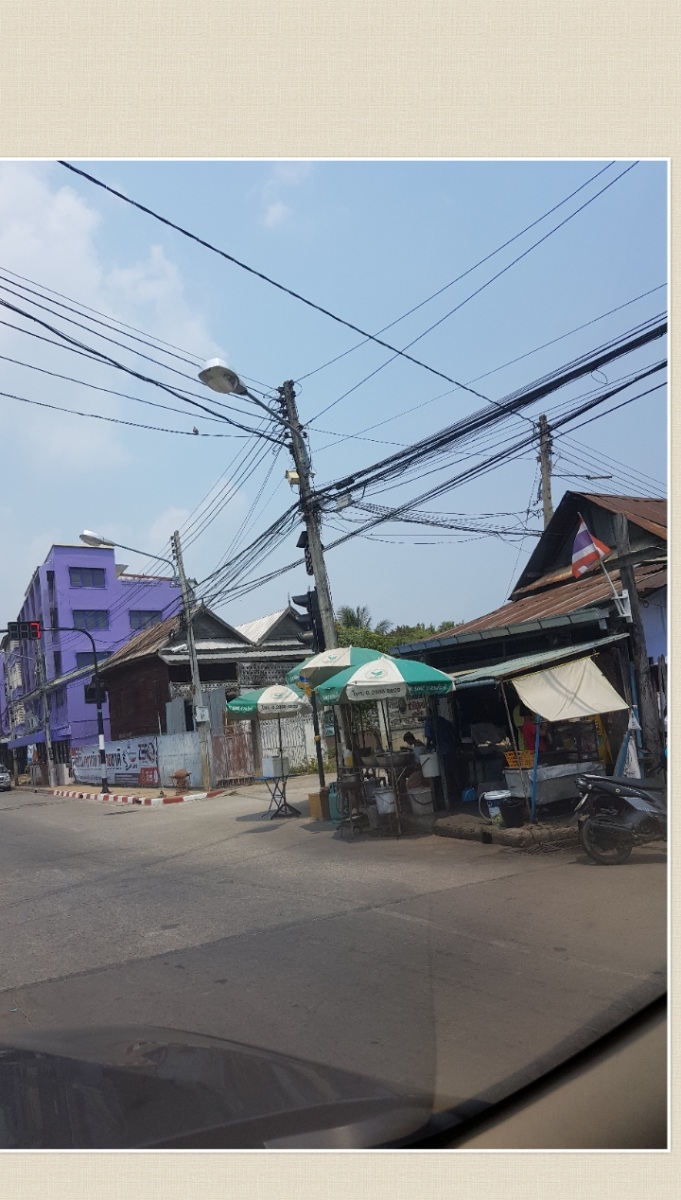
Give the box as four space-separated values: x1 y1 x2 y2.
212 720 255 784
260 714 313 772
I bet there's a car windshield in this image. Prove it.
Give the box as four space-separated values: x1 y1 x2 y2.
0 157 667 1153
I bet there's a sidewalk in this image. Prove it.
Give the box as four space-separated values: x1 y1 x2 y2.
34 771 324 809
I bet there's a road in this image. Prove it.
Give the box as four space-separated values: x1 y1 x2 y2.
0 779 667 1113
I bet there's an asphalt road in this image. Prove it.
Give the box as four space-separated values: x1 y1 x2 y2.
0 780 667 1110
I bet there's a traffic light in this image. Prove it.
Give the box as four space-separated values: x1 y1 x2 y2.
291 588 326 653
7 621 41 640
296 529 314 577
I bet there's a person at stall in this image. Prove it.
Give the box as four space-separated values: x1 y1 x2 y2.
521 714 551 757
402 731 425 751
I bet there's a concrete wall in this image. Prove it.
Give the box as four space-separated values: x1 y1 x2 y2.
157 731 202 788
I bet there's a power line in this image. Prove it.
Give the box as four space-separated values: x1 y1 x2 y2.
0 351 252 427
0 388 249 437
0 296 285 444
57 159 632 411
306 161 640 422
297 161 617 385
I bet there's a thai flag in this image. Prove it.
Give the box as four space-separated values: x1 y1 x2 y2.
571 514 611 578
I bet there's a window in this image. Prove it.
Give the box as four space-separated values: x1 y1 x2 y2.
69 567 106 589
75 651 111 669
54 651 62 676
129 610 163 632
73 610 109 631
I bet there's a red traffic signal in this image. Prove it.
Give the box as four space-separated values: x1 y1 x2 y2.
7 620 41 640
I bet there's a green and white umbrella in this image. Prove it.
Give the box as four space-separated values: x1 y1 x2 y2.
286 646 389 690
313 656 454 704
226 684 310 720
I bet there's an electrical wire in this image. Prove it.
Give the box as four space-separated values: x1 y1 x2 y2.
58 159 636 411
297 161 618 384
0 296 285 444
0 388 248 437
0 351 253 427
306 162 640 423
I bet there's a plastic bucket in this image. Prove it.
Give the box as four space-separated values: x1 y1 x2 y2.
500 797 525 828
420 752 440 778
375 789 397 815
408 787 434 815
482 789 509 826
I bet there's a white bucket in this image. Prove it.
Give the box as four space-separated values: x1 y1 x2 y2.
375 788 396 815
420 752 440 778
408 787 434 815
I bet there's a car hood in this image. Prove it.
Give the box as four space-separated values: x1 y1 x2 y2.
0 1025 448 1149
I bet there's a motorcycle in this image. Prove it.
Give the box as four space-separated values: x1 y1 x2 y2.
573 774 667 865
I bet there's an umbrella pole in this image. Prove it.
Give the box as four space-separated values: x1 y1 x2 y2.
383 699 401 837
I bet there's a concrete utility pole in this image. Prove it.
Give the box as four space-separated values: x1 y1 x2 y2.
538 414 553 529
170 530 214 791
613 514 663 778
279 380 338 651
36 640 56 787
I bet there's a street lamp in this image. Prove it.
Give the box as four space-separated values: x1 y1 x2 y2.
79 529 212 792
197 362 337 651
79 531 178 582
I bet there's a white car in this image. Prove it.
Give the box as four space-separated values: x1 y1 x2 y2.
0 768 12 791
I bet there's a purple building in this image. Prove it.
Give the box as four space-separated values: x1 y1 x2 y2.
0 544 181 773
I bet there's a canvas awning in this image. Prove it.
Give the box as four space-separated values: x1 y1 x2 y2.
448 633 628 688
511 656 628 721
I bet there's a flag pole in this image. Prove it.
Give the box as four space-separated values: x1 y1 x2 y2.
577 511 627 618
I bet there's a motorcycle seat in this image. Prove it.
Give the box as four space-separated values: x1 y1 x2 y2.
581 774 666 799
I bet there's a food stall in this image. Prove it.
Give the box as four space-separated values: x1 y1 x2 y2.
444 635 631 822
311 656 454 837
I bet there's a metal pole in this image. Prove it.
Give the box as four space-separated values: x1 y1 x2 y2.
46 626 110 792
310 693 326 789
170 530 214 791
36 639 56 788
613 513 663 777
538 414 553 528
279 381 338 650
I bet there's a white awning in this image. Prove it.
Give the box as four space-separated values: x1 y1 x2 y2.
511 656 628 722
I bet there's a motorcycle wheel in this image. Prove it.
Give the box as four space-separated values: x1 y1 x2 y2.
579 819 633 864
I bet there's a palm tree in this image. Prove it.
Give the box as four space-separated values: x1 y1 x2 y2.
337 605 392 634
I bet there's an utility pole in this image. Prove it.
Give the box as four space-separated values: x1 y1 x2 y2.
613 514 663 778
538 414 553 528
170 530 214 792
279 381 338 650
36 640 56 787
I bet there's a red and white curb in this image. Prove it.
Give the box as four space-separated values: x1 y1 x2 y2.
48 788 224 806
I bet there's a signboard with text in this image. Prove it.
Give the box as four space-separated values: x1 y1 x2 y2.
71 737 159 786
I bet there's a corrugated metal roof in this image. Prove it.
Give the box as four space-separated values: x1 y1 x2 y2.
236 610 287 643
579 494 667 540
401 563 666 650
449 634 629 688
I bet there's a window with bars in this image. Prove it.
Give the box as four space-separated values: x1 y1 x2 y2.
73 610 109 631
69 567 106 588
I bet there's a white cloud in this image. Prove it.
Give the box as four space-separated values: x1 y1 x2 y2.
258 162 314 230
263 201 290 229
0 162 233 622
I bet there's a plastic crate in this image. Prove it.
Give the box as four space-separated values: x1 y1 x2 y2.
504 749 535 769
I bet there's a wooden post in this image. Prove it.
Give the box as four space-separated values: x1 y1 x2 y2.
613 513 663 777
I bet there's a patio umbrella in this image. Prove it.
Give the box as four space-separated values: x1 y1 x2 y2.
226 685 311 818
285 646 389 690
226 684 311 720
312 656 454 704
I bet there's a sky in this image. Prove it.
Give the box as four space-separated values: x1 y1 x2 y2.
0 159 668 641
